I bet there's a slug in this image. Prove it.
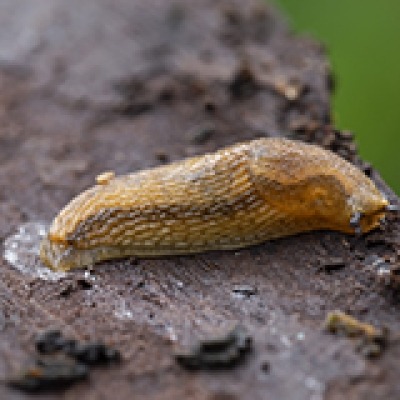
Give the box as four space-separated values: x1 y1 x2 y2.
40 138 391 271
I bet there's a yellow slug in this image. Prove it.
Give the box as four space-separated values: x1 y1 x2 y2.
40 138 390 271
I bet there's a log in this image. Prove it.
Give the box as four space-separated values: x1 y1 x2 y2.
0 0 399 398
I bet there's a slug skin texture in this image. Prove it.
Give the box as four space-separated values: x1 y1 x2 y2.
40 138 389 271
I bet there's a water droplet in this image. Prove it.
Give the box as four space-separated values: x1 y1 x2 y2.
296 332 305 341
166 326 178 342
305 376 324 389
114 300 133 320
280 335 291 347
84 270 96 282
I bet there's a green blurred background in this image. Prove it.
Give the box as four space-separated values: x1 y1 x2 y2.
272 0 400 193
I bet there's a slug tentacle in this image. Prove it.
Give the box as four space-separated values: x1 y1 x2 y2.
40 138 390 271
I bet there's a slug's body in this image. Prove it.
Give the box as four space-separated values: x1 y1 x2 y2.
40 138 389 271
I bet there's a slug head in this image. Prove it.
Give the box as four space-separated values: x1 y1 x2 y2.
250 139 389 235
345 182 389 235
